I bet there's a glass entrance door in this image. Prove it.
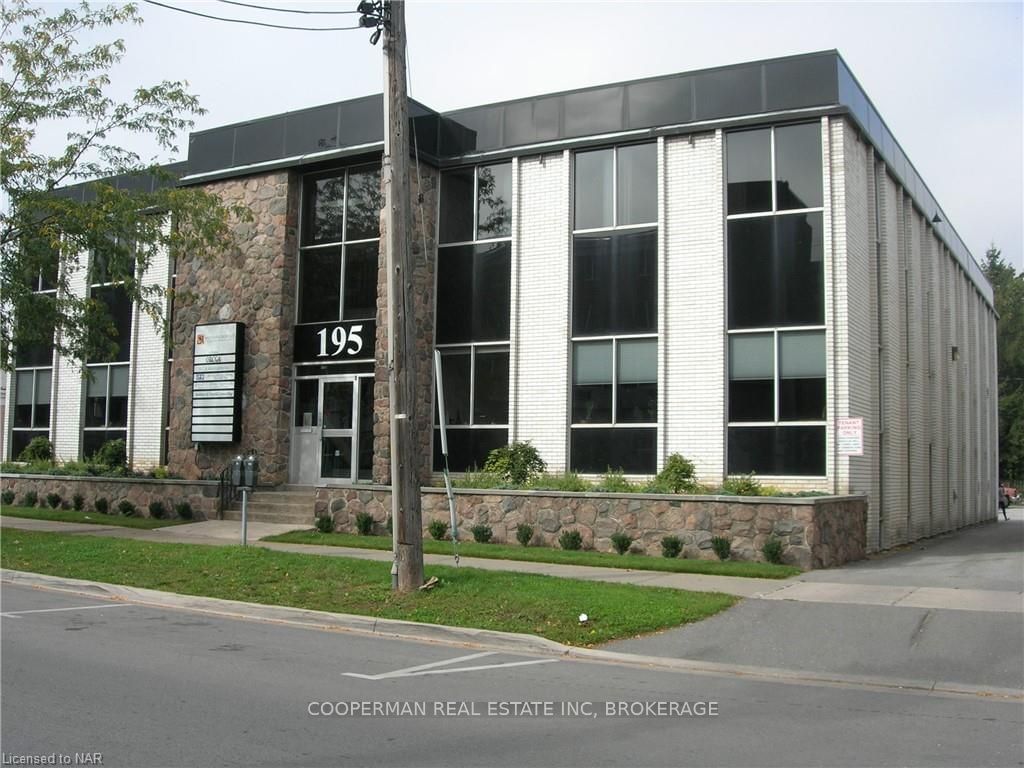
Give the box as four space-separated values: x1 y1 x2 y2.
316 375 374 483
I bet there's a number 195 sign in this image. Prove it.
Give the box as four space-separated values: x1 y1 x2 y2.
294 320 376 364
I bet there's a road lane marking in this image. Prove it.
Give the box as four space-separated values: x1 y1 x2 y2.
0 603 131 618
343 651 558 680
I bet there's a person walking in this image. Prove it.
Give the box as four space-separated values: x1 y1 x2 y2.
998 483 1010 520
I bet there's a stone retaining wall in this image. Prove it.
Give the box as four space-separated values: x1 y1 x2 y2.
0 474 219 520
316 486 867 569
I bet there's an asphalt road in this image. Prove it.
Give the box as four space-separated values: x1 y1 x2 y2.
2 583 1021 768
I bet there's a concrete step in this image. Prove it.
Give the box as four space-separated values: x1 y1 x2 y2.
220 487 317 526
222 508 313 526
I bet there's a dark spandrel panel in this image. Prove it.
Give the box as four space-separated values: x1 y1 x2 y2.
433 428 508 472
573 234 613 335
439 116 479 156
284 104 339 156
694 64 762 120
473 349 509 425
727 128 772 214
775 122 823 211
570 427 656 474
614 229 657 333
477 163 512 239
337 95 385 148
503 96 561 147
435 245 474 344
342 242 378 321
472 242 511 341
564 86 624 138
346 166 383 241
233 116 286 167
14 332 54 368
438 351 471 425
294 379 319 428
188 129 235 174
728 426 825 475
727 217 774 329
304 175 346 246
837 59 870 127
764 54 837 112
411 113 439 158
776 212 824 326
627 76 692 129
439 168 475 244
617 143 657 226
442 106 504 154
574 149 613 230
299 248 341 324
114 172 157 195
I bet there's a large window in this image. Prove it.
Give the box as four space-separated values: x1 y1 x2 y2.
726 123 825 475
83 249 134 460
571 143 657 473
435 163 512 471
298 166 382 324
10 256 56 459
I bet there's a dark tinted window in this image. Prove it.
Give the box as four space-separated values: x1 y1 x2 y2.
775 123 823 210
572 341 612 423
573 230 656 336
727 129 771 214
343 243 378 321
473 350 509 425
728 217 774 329
436 245 474 344
294 379 319 428
433 428 508 472
305 176 346 245
299 248 341 324
776 213 824 326
570 428 656 474
729 333 774 421
617 339 657 423
617 143 657 225
436 244 511 344
83 430 127 461
439 168 475 244
477 164 512 239
90 285 133 363
728 426 825 475
438 351 471 425
346 167 382 241
778 330 826 421
575 149 613 230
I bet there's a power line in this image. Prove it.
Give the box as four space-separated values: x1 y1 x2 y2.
214 0 358 15
141 0 361 31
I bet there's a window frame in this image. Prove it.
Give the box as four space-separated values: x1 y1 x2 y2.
573 143 658 234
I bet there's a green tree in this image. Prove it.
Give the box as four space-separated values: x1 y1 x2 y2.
981 246 1024 483
0 0 245 369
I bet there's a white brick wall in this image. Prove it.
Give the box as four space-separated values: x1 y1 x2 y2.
52 253 88 462
513 151 570 471
662 131 725 481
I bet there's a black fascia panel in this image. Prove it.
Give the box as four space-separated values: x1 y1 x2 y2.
50 162 186 201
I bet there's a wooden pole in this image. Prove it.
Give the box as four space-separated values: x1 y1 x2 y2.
382 0 424 592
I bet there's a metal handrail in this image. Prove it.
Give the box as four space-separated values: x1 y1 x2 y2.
217 463 240 519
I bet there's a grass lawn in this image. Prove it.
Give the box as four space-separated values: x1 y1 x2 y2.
0 530 737 646
0 506 190 529
265 529 801 579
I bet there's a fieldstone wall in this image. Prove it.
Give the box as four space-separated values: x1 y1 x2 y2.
372 162 438 485
0 474 219 520
316 486 868 569
167 171 300 485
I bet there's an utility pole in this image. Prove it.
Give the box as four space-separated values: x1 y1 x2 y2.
379 0 424 592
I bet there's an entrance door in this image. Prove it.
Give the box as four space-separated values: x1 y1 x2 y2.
291 375 374 484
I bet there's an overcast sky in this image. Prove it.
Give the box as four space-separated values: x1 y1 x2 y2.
22 0 1024 270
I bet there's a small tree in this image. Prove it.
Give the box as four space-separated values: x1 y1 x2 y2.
484 441 546 486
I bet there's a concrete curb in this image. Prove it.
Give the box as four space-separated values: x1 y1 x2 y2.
3 569 1021 702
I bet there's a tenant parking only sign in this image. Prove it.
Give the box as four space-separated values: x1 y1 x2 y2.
191 322 244 443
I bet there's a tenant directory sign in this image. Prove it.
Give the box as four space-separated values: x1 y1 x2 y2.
191 322 244 443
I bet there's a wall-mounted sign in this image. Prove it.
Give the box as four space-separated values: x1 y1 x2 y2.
294 319 376 364
191 322 244 443
837 417 864 457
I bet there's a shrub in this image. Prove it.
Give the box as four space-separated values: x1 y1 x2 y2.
515 523 534 547
559 529 583 551
428 519 449 541
452 471 507 490
711 536 731 561
117 499 137 517
661 535 683 559
315 513 335 534
94 497 109 514
174 501 193 520
91 439 127 469
527 472 592 492
762 536 784 564
151 466 169 480
655 454 697 494
46 492 61 509
17 436 53 463
596 470 636 494
470 523 493 543
354 511 374 536
21 491 38 507
719 473 762 496
483 441 546 486
610 531 633 555
1 490 14 506
148 501 166 520
72 493 85 511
